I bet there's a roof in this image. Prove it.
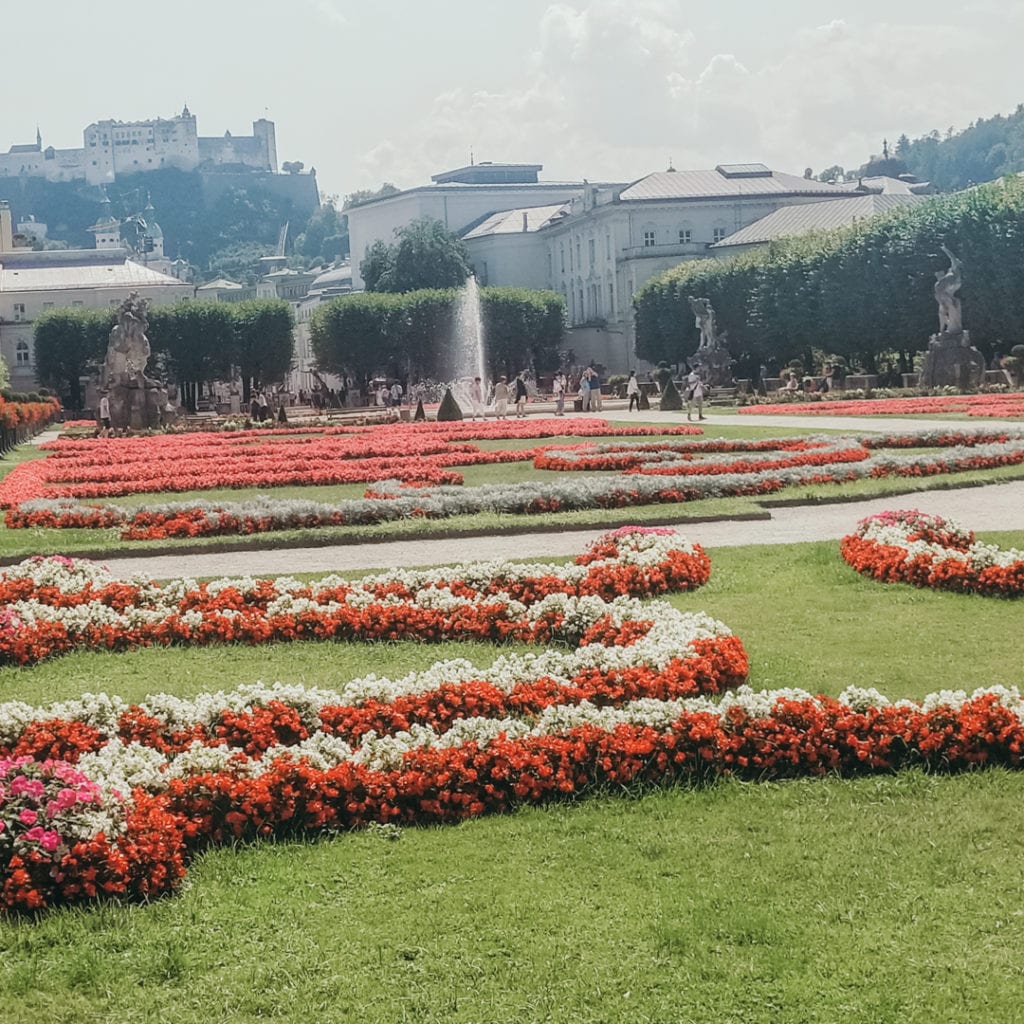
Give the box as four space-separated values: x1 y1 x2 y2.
0 257 189 292
710 193 928 249
432 163 543 184
8 143 41 154
835 175 933 195
197 278 244 291
462 204 570 239
619 166 851 202
310 263 352 290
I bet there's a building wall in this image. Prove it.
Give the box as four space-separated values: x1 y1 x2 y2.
463 231 553 290
0 278 193 391
347 183 586 290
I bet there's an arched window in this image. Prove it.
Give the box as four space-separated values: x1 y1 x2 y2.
15 340 30 366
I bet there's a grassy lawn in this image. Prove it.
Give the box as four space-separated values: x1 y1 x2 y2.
2 534 1024 1021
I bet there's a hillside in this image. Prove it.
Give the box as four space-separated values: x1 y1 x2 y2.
0 168 319 280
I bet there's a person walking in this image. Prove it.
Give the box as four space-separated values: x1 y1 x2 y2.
579 369 592 412
469 377 484 420
493 376 510 419
685 370 706 421
626 371 641 412
514 372 529 417
589 368 603 412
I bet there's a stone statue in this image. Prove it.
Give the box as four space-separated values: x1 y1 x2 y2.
920 244 984 389
686 297 734 386
104 292 153 388
99 292 168 429
933 244 963 335
688 295 717 349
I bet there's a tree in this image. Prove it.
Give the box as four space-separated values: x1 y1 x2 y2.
231 300 295 404
33 309 111 411
365 217 471 293
359 239 395 292
343 183 400 209
148 301 235 412
282 161 305 174
815 165 846 183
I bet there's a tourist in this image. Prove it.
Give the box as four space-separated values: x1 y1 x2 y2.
257 392 270 421
580 369 592 412
493 376 510 419
469 377 484 420
514 372 529 417
590 368 603 411
250 395 261 421
685 370 706 421
99 393 111 435
553 372 566 416
626 371 641 412
390 381 403 408
784 373 800 392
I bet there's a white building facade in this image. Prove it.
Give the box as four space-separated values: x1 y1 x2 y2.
346 163 593 290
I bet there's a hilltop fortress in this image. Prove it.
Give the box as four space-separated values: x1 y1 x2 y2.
1 106 277 186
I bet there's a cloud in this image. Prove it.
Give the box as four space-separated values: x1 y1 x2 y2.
355 3 1024 188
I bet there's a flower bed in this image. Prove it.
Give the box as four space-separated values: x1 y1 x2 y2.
840 510 1024 597
9 427 1024 540
738 392 1024 418
0 418 702 506
0 529 715 667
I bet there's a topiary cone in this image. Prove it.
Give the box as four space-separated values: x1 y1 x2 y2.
639 389 651 410
659 378 683 411
436 387 464 421
413 398 426 421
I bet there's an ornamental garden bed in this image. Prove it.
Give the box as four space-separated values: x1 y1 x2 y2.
4 421 1024 543
2 526 1023 1022
739 391 1024 418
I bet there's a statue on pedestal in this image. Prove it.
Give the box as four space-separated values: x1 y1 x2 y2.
99 293 168 430
919 245 985 389
686 295 734 386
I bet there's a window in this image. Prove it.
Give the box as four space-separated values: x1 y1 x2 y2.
560 244 565 273
679 229 692 244
13 303 25 320
575 242 581 268
608 283 615 315
72 301 84 307
15 341 30 366
713 227 727 243
643 230 656 247
42 302 54 310
588 239 595 266
605 232 612 259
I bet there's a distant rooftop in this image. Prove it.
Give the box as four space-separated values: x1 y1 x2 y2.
431 162 544 185
711 193 928 249
620 166 851 202
462 204 570 239
0 252 187 292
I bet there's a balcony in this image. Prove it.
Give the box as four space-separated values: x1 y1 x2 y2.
620 242 708 260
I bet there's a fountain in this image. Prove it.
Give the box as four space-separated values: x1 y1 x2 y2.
450 275 489 415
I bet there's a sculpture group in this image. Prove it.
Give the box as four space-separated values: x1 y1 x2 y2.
686 295 733 386
100 293 168 430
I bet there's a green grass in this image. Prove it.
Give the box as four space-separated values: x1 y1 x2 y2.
2 535 1024 1020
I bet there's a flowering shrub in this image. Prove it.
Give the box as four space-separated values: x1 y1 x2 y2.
841 510 1024 597
9 427 1024 540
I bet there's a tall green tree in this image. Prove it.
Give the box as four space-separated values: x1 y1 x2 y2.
362 217 471 293
33 309 112 410
231 300 295 404
148 301 236 412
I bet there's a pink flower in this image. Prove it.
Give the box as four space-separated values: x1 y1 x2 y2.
38 830 60 852
18 807 38 826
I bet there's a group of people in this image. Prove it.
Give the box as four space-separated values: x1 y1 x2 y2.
249 392 281 423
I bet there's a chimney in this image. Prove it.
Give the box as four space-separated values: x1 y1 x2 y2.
522 211 528 232
0 202 13 253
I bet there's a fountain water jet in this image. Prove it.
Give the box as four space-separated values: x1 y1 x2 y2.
450 275 488 415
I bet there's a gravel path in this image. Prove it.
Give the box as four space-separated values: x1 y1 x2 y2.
28 415 1024 580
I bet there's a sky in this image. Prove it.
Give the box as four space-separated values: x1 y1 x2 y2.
4 0 1024 201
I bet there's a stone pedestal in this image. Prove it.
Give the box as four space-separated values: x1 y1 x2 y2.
688 347 734 387
108 382 168 431
919 330 986 390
